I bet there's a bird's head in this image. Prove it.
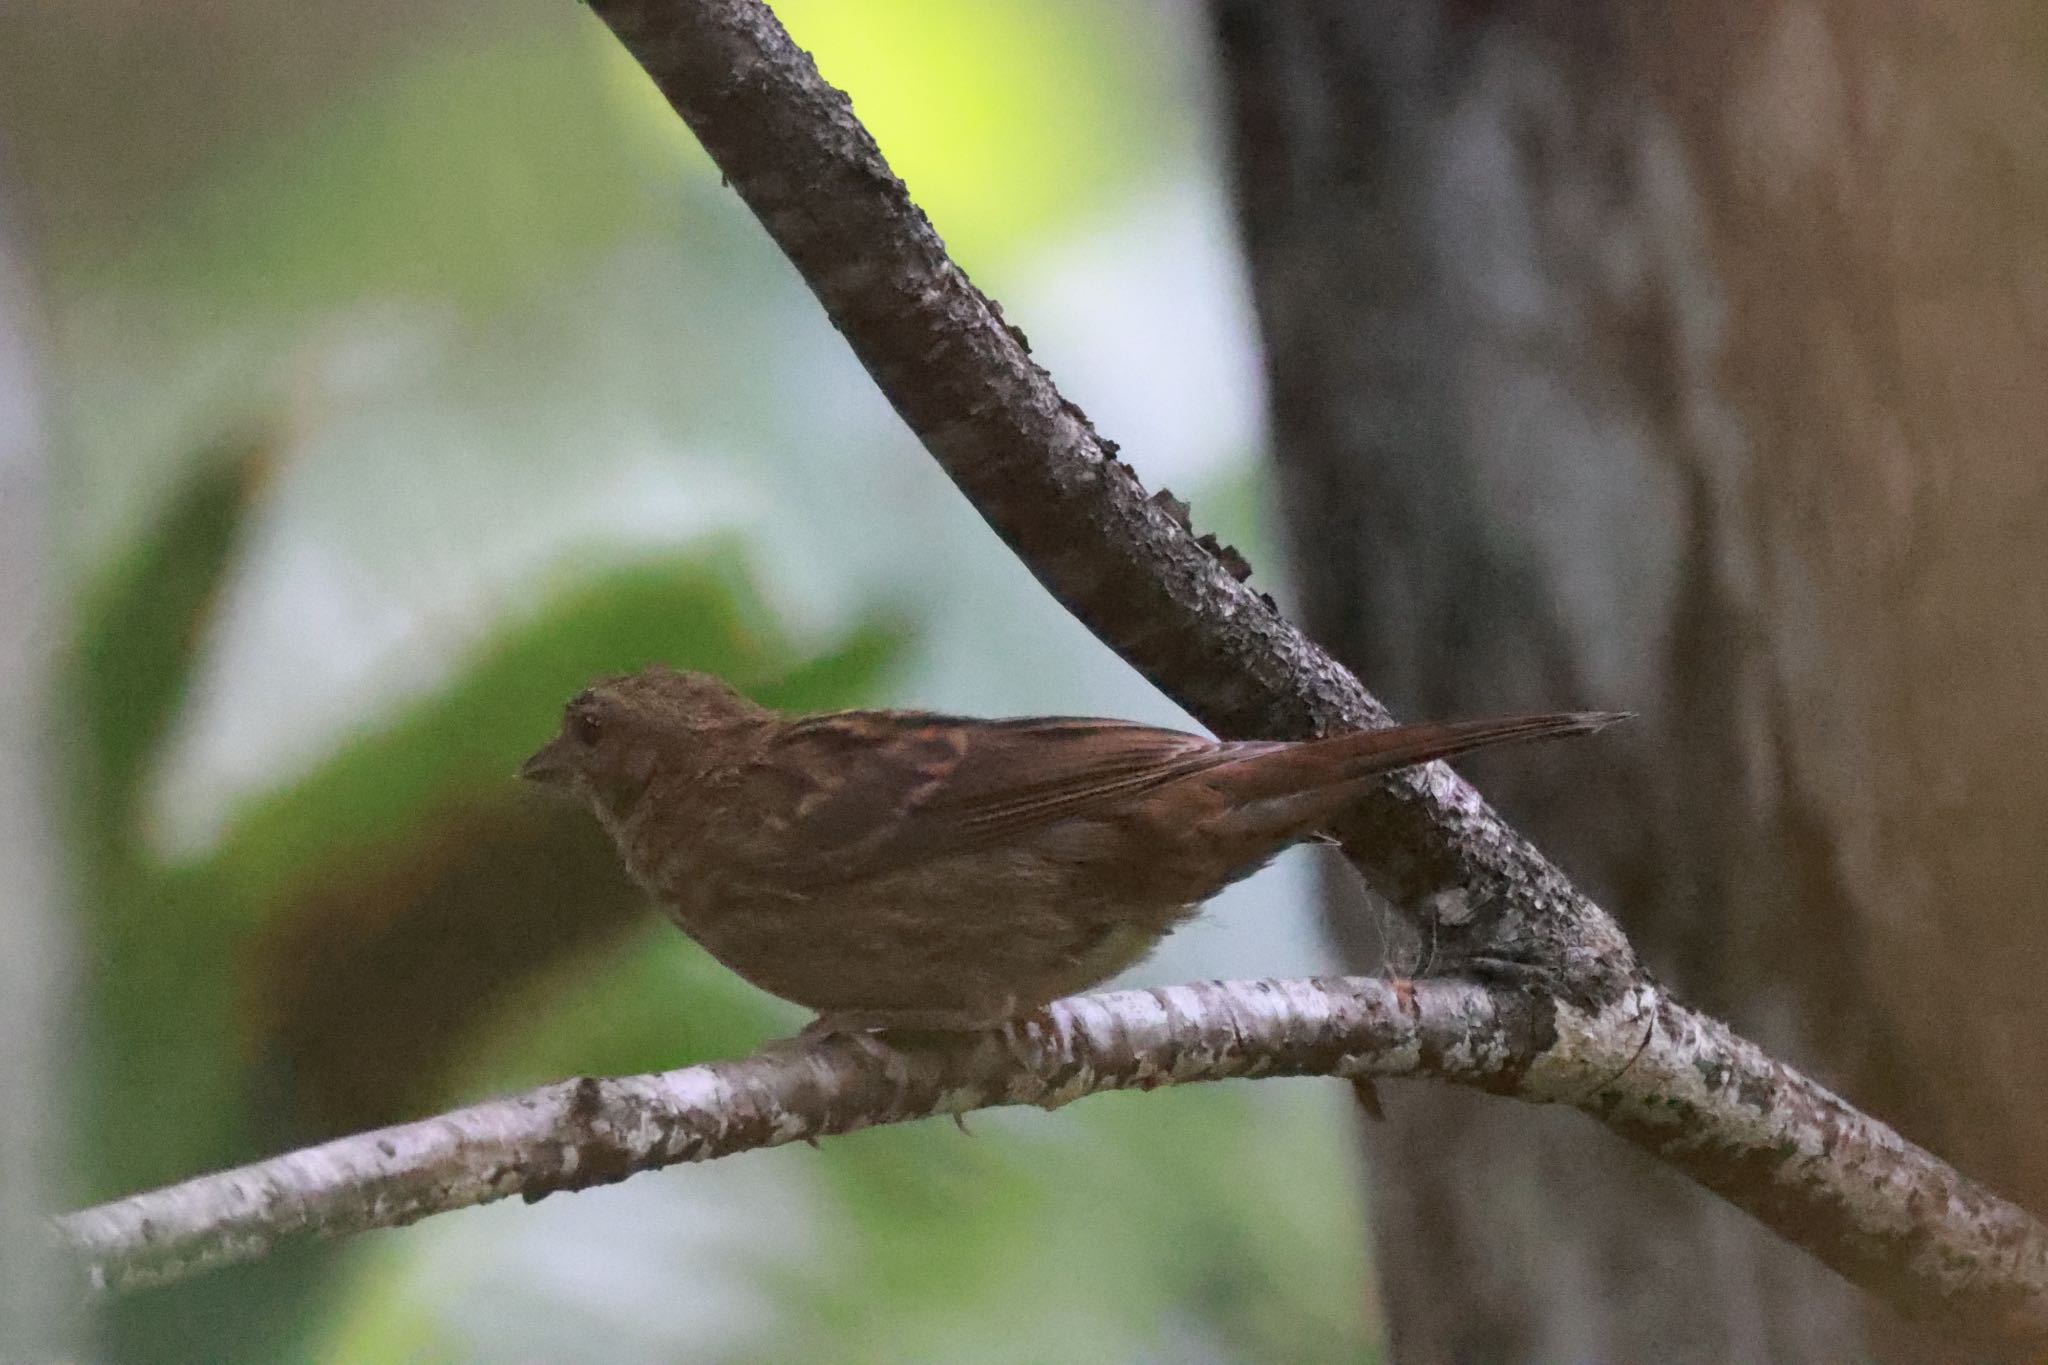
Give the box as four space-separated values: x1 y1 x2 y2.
520 666 769 820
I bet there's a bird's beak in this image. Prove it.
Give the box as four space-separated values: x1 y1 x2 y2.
519 735 574 785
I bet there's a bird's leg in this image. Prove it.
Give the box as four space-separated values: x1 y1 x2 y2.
790 993 1070 1128
797 1015 985 1136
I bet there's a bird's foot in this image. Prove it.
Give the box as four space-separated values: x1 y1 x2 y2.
799 1000 1049 1074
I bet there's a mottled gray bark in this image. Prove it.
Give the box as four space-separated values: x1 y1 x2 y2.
1212 4 2048 1360
0 157 74 1359
60 974 2048 1347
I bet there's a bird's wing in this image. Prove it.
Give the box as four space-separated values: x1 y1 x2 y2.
740 711 1268 887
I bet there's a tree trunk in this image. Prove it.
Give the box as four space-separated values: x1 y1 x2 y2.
1211 4 2048 1359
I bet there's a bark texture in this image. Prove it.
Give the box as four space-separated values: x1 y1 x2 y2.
1211 4 2048 1359
61 974 2048 1348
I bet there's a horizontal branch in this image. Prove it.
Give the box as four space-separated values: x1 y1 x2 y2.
57 978 1521 1291
54 975 2048 1346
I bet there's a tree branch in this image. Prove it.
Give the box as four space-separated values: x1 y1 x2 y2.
584 0 1631 997
56 975 2048 1345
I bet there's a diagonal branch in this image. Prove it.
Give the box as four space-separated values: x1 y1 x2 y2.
586 0 1631 997
56 973 2048 1348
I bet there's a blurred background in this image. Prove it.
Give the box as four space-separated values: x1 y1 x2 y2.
8 2 2048 1362
0 2 1370 1362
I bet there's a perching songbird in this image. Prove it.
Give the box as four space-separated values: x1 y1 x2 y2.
521 666 1622 1035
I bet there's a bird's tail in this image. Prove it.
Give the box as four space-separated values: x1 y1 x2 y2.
1208 710 1628 836
1320 710 1629 780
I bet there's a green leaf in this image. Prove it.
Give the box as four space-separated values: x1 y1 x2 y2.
66 435 270 853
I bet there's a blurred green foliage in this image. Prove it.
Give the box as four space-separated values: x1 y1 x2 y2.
26 0 1374 1361
772 0 1172 267
121 30 661 317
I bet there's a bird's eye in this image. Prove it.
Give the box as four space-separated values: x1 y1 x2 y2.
571 711 604 746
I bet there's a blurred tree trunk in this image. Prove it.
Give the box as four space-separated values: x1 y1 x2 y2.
1211 4 2048 1360
0 159 75 1358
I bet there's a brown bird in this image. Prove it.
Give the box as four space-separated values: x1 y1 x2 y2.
521 666 1623 1037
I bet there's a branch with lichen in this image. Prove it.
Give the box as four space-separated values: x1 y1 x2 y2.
59 973 2048 1349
